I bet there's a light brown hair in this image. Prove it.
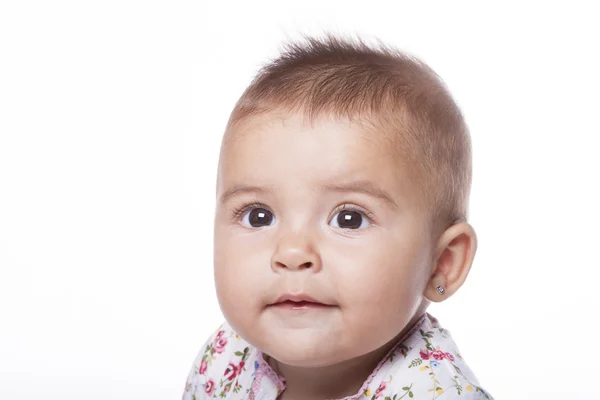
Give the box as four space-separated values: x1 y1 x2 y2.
225 34 472 236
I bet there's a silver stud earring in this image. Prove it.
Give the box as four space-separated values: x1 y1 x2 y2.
436 285 445 295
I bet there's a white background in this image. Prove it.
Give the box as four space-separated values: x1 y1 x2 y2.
1 1 598 399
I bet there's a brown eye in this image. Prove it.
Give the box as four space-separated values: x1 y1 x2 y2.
330 208 370 230
242 207 274 228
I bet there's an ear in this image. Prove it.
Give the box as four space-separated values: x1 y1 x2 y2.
424 222 478 302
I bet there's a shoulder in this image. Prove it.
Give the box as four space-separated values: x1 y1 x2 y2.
368 313 494 400
182 322 259 400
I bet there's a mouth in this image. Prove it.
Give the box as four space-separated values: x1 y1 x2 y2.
271 300 331 310
268 294 336 310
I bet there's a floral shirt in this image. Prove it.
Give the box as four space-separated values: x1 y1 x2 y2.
182 313 493 400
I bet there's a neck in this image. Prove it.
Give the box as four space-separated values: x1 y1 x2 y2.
268 311 426 399
270 352 380 399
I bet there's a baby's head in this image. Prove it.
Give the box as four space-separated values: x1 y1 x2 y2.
212 35 476 369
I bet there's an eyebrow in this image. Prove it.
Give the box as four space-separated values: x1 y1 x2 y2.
219 185 274 205
219 180 398 209
320 181 398 208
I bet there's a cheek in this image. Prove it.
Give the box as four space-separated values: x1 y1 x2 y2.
333 256 426 352
341 263 423 315
213 232 268 311
330 234 429 317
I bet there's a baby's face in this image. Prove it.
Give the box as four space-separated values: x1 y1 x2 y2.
214 112 435 367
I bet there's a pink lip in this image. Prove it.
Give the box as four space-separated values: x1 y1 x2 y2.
274 301 327 310
273 294 322 304
269 294 335 309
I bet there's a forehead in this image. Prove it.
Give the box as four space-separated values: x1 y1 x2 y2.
218 112 419 205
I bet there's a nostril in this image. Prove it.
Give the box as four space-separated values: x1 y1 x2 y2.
273 261 313 270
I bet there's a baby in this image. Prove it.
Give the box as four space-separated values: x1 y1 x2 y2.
182 34 493 400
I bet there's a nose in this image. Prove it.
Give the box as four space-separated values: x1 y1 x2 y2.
270 230 322 272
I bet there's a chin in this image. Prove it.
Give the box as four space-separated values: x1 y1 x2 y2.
267 348 338 368
259 333 350 368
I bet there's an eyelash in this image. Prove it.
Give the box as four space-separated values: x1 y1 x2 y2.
230 201 265 220
230 201 377 225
